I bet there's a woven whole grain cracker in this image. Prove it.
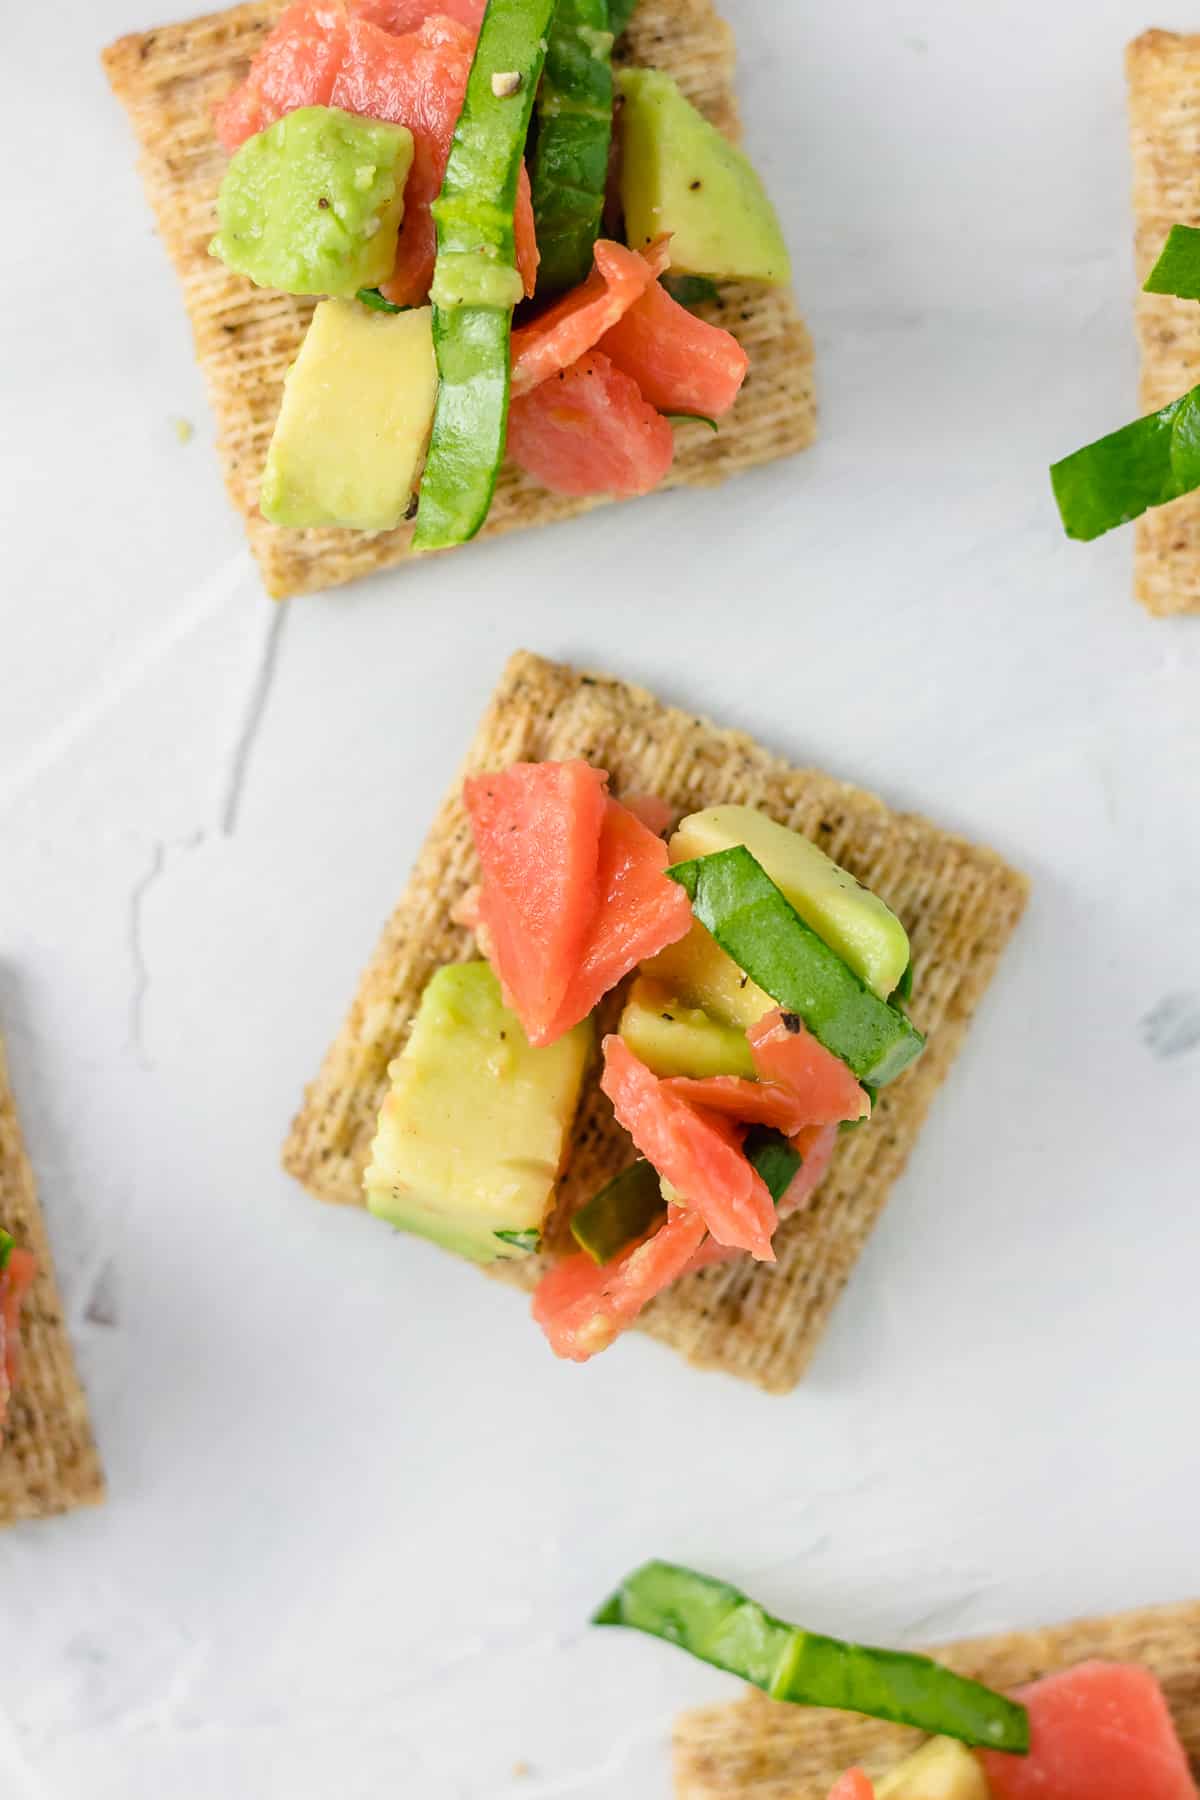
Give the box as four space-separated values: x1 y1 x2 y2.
0 1038 104 1525
1128 30 1200 617
283 651 1028 1391
102 0 816 600
674 1598 1200 1796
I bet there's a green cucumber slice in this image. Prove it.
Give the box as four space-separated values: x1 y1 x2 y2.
665 413 719 431
593 1562 1030 1752
495 1229 541 1253
356 287 408 313
572 1160 665 1263
894 960 914 1003
668 847 925 1087
743 1125 801 1202
531 0 615 295
1050 383 1200 541
608 0 638 32
0 1227 12 1273
1143 224 1200 299
414 0 556 549
662 273 720 308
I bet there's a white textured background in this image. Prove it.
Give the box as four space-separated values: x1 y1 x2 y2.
2 0 1199 1794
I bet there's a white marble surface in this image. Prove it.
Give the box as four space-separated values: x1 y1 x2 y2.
2 0 1199 1793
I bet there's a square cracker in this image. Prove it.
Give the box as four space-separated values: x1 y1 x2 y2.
102 0 817 600
674 1597 1200 1795
0 1039 105 1525
1128 30 1200 617
283 651 1028 1392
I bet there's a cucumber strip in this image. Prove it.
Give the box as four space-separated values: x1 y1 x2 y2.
0 1228 12 1272
743 1125 800 1201
495 1228 540 1253
593 1562 1031 1753
894 959 914 1003
665 413 719 431
1050 383 1200 541
572 1160 664 1263
608 0 638 33
662 273 719 308
531 0 615 295
1143 224 1200 298
669 848 925 1087
357 287 408 313
413 0 556 550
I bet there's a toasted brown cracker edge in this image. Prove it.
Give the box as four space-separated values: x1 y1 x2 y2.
101 0 817 600
1128 30 1200 617
0 1039 105 1525
674 1597 1200 1796
281 650 1028 1391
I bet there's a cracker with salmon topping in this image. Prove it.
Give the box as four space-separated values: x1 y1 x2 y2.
674 1597 1200 1796
0 1037 104 1526
102 0 816 601
282 651 1028 1392
1128 29 1200 616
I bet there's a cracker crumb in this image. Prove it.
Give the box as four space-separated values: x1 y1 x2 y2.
171 416 194 445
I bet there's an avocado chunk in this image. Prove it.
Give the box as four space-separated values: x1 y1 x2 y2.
618 976 756 1078
616 68 790 282
671 805 910 1000
364 962 592 1263
642 925 775 1031
261 300 438 529
211 106 414 298
669 847 925 1086
876 1738 990 1800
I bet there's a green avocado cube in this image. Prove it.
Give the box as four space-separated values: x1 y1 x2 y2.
261 300 438 530
617 68 790 282
363 963 592 1264
618 976 756 1078
211 105 414 298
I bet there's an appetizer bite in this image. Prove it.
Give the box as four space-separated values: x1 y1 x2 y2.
671 1583 1200 1799
0 1229 35 1439
0 1037 104 1525
103 0 816 598
284 652 1028 1389
363 766 924 1361
1050 30 1200 615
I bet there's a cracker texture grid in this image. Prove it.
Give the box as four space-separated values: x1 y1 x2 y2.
674 1597 1200 1796
1128 29 1200 616
102 0 817 599
282 651 1028 1392
0 1039 105 1526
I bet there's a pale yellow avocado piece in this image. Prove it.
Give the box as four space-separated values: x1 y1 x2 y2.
364 962 592 1264
641 919 775 1031
619 976 756 1078
670 804 911 1000
260 300 438 530
617 67 791 282
875 1737 990 1800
